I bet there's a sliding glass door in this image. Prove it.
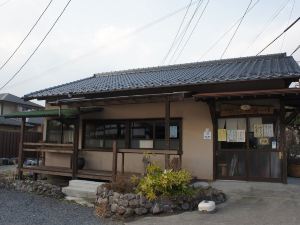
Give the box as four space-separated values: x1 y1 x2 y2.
216 116 283 181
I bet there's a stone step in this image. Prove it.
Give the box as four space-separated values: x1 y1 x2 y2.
68 179 105 190
62 186 97 200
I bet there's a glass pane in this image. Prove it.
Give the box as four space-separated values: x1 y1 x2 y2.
271 152 282 178
248 117 277 150
47 120 62 143
217 151 246 177
131 122 153 139
84 122 104 148
63 123 74 144
249 152 270 178
217 118 247 149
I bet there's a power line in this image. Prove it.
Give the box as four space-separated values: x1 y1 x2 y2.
173 0 210 63
280 0 295 51
198 0 260 60
220 0 253 59
243 0 290 55
291 45 300 56
0 0 72 91
0 0 12 8
161 0 193 65
257 16 300 55
167 0 204 64
0 0 53 72
3 1 196 90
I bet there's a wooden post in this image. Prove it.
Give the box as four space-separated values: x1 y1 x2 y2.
72 117 80 179
112 140 118 182
207 99 217 180
165 97 170 169
280 100 287 184
121 152 125 174
18 117 25 180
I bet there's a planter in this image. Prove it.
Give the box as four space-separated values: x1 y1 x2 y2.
288 164 300 177
77 157 85 170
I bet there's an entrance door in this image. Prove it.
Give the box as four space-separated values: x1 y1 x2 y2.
216 116 283 182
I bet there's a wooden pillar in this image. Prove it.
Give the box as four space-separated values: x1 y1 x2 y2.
72 117 80 179
165 97 170 169
121 153 125 174
112 140 118 182
208 99 217 180
280 100 287 184
18 117 25 180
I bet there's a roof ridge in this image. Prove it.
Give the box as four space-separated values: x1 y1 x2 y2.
94 53 286 77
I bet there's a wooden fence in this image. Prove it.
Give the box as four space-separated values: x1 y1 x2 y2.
0 130 42 158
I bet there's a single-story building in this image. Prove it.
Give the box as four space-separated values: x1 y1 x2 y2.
5 53 300 183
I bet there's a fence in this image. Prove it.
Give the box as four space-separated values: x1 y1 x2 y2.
0 130 42 158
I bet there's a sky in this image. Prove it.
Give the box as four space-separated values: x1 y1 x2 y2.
0 0 299 106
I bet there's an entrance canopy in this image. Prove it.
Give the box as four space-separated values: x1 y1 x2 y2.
4 109 79 118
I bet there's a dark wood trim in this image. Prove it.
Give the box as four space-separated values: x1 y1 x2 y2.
280 100 287 184
165 97 170 169
112 140 118 182
118 149 179 154
18 117 25 179
72 116 80 178
207 99 217 180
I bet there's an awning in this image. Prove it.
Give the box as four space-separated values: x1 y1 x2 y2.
4 109 79 118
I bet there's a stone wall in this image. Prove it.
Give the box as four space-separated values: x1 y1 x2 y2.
95 183 226 218
0 178 64 199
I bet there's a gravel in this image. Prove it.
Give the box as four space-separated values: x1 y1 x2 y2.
0 189 122 225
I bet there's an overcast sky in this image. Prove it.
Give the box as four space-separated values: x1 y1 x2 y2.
0 0 299 105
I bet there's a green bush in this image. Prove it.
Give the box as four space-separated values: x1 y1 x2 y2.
136 164 192 200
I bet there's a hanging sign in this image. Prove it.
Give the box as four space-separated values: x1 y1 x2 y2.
227 130 237 142
254 124 264 138
236 130 246 142
203 128 212 140
263 124 274 137
218 129 227 142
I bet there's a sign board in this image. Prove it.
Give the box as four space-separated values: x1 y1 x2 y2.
203 128 211 140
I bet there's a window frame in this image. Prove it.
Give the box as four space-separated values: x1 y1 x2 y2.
46 119 75 144
82 118 182 152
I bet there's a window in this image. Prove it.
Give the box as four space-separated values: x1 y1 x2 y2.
130 120 180 150
84 121 125 148
83 119 182 151
46 119 75 144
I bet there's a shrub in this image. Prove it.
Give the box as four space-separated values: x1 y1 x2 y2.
103 176 137 194
136 164 192 200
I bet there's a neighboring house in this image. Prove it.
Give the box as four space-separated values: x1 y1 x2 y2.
5 53 300 183
0 93 43 131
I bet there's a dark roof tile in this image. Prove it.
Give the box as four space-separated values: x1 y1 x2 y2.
24 53 300 100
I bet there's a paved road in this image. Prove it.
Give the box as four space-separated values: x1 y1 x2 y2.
0 189 120 225
126 181 300 225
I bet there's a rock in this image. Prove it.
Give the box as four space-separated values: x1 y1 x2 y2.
152 203 162 214
129 199 139 208
124 193 136 201
162 204 173 213
117 206 126 215
124 208 134 218
118 199 129 207
112 192 120 202
181 202 190 210
111 203 118 213
190 181 210 189
134 207 148 215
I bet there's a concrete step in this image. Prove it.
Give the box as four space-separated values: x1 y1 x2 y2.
68 179 105 190
62 186 97 199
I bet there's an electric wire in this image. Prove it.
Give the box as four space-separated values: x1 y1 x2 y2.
167 0 204 64
291 45 300 56
0 0 72 91
198 0 260 60
173 0 210 63
220 0 253 59
0 0 53 72
280 0 295 51
161 0 193 65
256 16 300 55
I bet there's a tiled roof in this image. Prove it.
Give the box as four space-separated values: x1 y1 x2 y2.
0 93 43 108
24 53 300 100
